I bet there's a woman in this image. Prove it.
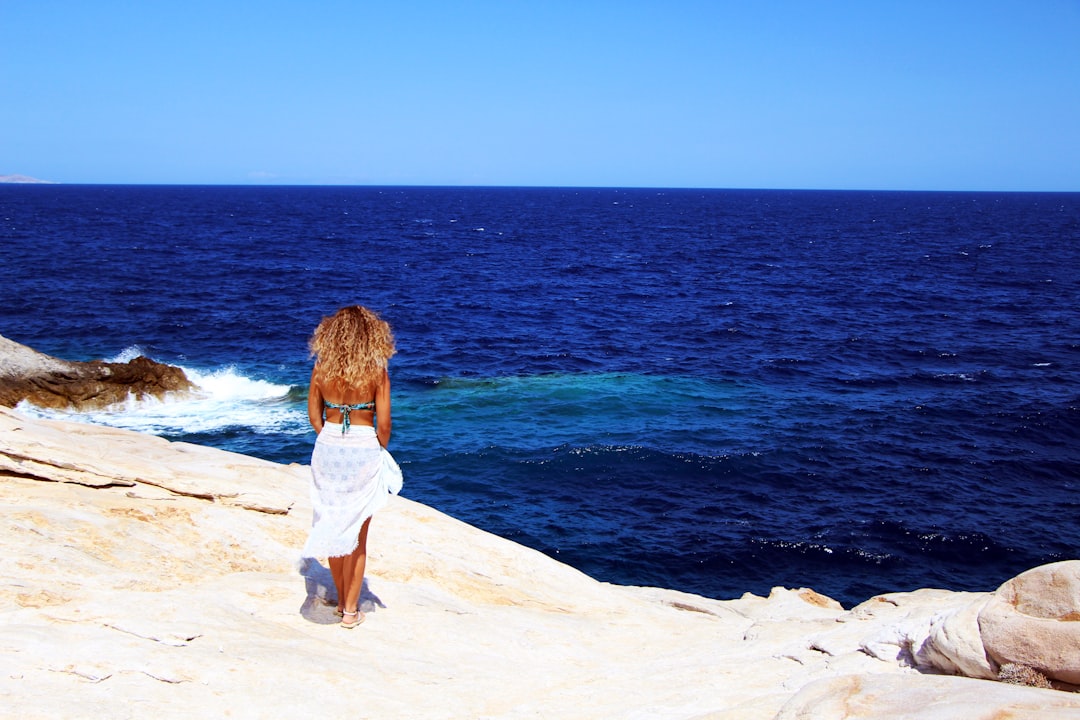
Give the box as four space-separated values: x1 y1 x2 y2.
303 305 397 628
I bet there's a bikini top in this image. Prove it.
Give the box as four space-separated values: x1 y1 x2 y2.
324 400 374 435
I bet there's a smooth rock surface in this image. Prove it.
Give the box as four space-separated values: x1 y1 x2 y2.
914 594 996 680
774 674 1080 719
980 561 1080 685
2 405 1078 718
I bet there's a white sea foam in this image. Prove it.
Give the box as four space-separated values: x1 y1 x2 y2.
105 346 150 364
16 362 308 438
183 366 290 402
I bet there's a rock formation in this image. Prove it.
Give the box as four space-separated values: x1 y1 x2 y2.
979 562 1080 687
3 404 1080 718
773 674 1079 719
0 334 194 409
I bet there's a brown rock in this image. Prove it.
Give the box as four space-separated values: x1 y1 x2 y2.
0 334 193 409
798 587 843 609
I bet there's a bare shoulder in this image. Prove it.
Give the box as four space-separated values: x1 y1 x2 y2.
309 367 326 395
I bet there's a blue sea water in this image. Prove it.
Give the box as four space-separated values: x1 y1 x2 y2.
2 184 1078 607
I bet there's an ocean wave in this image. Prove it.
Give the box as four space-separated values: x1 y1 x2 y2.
16 361 308 438
105 345 151 363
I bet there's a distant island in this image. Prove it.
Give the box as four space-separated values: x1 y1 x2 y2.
0 174 54 184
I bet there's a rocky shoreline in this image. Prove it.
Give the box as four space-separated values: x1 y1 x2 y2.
0 334 194 410
2 339 1080 717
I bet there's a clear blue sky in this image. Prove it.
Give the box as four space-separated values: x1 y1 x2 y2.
2 1 1078 190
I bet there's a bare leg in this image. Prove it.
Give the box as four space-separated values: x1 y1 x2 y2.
341 517 371 625
328 555 345 614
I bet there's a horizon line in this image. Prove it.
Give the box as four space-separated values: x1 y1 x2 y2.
2 178 1078 194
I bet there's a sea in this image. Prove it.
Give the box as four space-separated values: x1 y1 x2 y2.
2 184 1078 608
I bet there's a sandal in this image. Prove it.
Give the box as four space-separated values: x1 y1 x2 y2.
340 610 364 629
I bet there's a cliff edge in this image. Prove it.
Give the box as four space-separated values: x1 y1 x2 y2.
3 404 1080 718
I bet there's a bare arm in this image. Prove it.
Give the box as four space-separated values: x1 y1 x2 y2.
307 367 324 433
374 366 392 447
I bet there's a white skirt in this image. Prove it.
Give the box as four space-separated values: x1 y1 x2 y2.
302 422 402 559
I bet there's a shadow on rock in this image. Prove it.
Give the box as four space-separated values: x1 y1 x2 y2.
297 556 386 624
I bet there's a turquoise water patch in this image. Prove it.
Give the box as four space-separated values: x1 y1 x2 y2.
394 372 761 458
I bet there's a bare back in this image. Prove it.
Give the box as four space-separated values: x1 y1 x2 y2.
308 366 392 446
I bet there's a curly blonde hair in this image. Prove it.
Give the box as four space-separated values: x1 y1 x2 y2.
309 306 396 389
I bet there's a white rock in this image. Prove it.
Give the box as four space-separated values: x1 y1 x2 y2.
916 594 996 679
774 673 1080 719
2 405 1077 718
980 561 1080 685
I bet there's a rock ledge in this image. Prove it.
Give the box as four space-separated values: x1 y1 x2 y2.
0 334 193 409
3 405 1080 718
